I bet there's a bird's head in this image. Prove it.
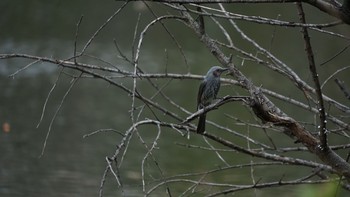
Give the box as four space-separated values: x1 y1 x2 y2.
206 66 228 78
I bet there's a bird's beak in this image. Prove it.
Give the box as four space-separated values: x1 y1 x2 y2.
220 68 229 73
223 68 233 76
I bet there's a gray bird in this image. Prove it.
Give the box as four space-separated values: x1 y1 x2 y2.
197 66 228 133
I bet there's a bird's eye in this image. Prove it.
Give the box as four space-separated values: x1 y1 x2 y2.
213 70 219 76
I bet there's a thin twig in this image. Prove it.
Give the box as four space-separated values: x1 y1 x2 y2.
9 59 40 78
36 68 63 128
182 96 250 124
297 2 328 148
321 66 350 89
83 128 125 138
74 15 84 63
39 72 82 157
80 2 128 54
335 79 350 100
99 166 109 197
320 42 350 66
203 137 230 166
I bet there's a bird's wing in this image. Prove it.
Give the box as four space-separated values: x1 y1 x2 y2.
213 80 221 99
197 80 207 109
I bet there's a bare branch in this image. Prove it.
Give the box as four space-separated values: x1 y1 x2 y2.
80 2 128 55
9 59 40 78
36 68 63 128
297 3 328 148
74 15 84 63
182 95 250 124
144 0 350 23
335 78 350 100
40 72 82 157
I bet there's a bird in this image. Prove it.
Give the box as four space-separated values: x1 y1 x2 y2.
197 66 228 133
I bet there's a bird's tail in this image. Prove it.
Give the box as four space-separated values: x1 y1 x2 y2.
197 114 206 133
